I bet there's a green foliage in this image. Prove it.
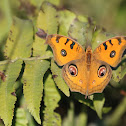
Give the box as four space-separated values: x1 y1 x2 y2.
15 108 28 126
0 0 12 44
33 1 58 57
0 59 23 126
0 0 126 126
93 93 105 119
43 73 61 126
23 59 50 124
51 59 70 97
4 17 33 59
58 10 76 36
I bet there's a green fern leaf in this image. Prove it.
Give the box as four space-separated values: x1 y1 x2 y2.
15 108 28 126
4 17 33 59
33 2 58 57
43 73 61 126
22 59 50 124
0 59 23 126
0 0 12 43
51 59 70 97
68 17 89 46
58 10 76 36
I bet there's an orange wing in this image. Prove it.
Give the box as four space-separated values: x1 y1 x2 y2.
46 34 85 66
93 36 126 67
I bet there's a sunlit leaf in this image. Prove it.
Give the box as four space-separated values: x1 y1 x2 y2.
58 10 76 36
68 18 88 46
0 59 22 126
0 0 12 43
33 2 58 57
4 17 33 59
51 59 70 97
23 59 50 124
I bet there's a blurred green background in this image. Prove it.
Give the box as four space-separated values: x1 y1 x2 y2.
61 0 126 35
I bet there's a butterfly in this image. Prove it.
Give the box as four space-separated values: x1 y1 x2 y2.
46 34 126 97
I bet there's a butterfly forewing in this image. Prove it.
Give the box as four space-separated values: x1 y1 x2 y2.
93 36 126 67
46 34 85 66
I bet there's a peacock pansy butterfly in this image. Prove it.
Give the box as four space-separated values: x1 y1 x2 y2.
46 34 126 97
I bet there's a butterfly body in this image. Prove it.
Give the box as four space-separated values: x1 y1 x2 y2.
46 34 126 96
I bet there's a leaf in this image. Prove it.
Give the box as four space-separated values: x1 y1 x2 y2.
72 93 94 110
77 15 88 23
68 17 88 46
0 0 12 43
112 66 121 82
46 0 60 6
40 2 58 34
43 73 61 126
15 108 28 126
102 107 112 114
0 59 23 126
22 59 50 124
4 17 33 59
51 59 70 97
121 61 126 79
93 93 105 119
33 2 58 57
30 0 60 7
33 34 53 58
43 111 61 126
92 28 115 51
58 10 76 36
